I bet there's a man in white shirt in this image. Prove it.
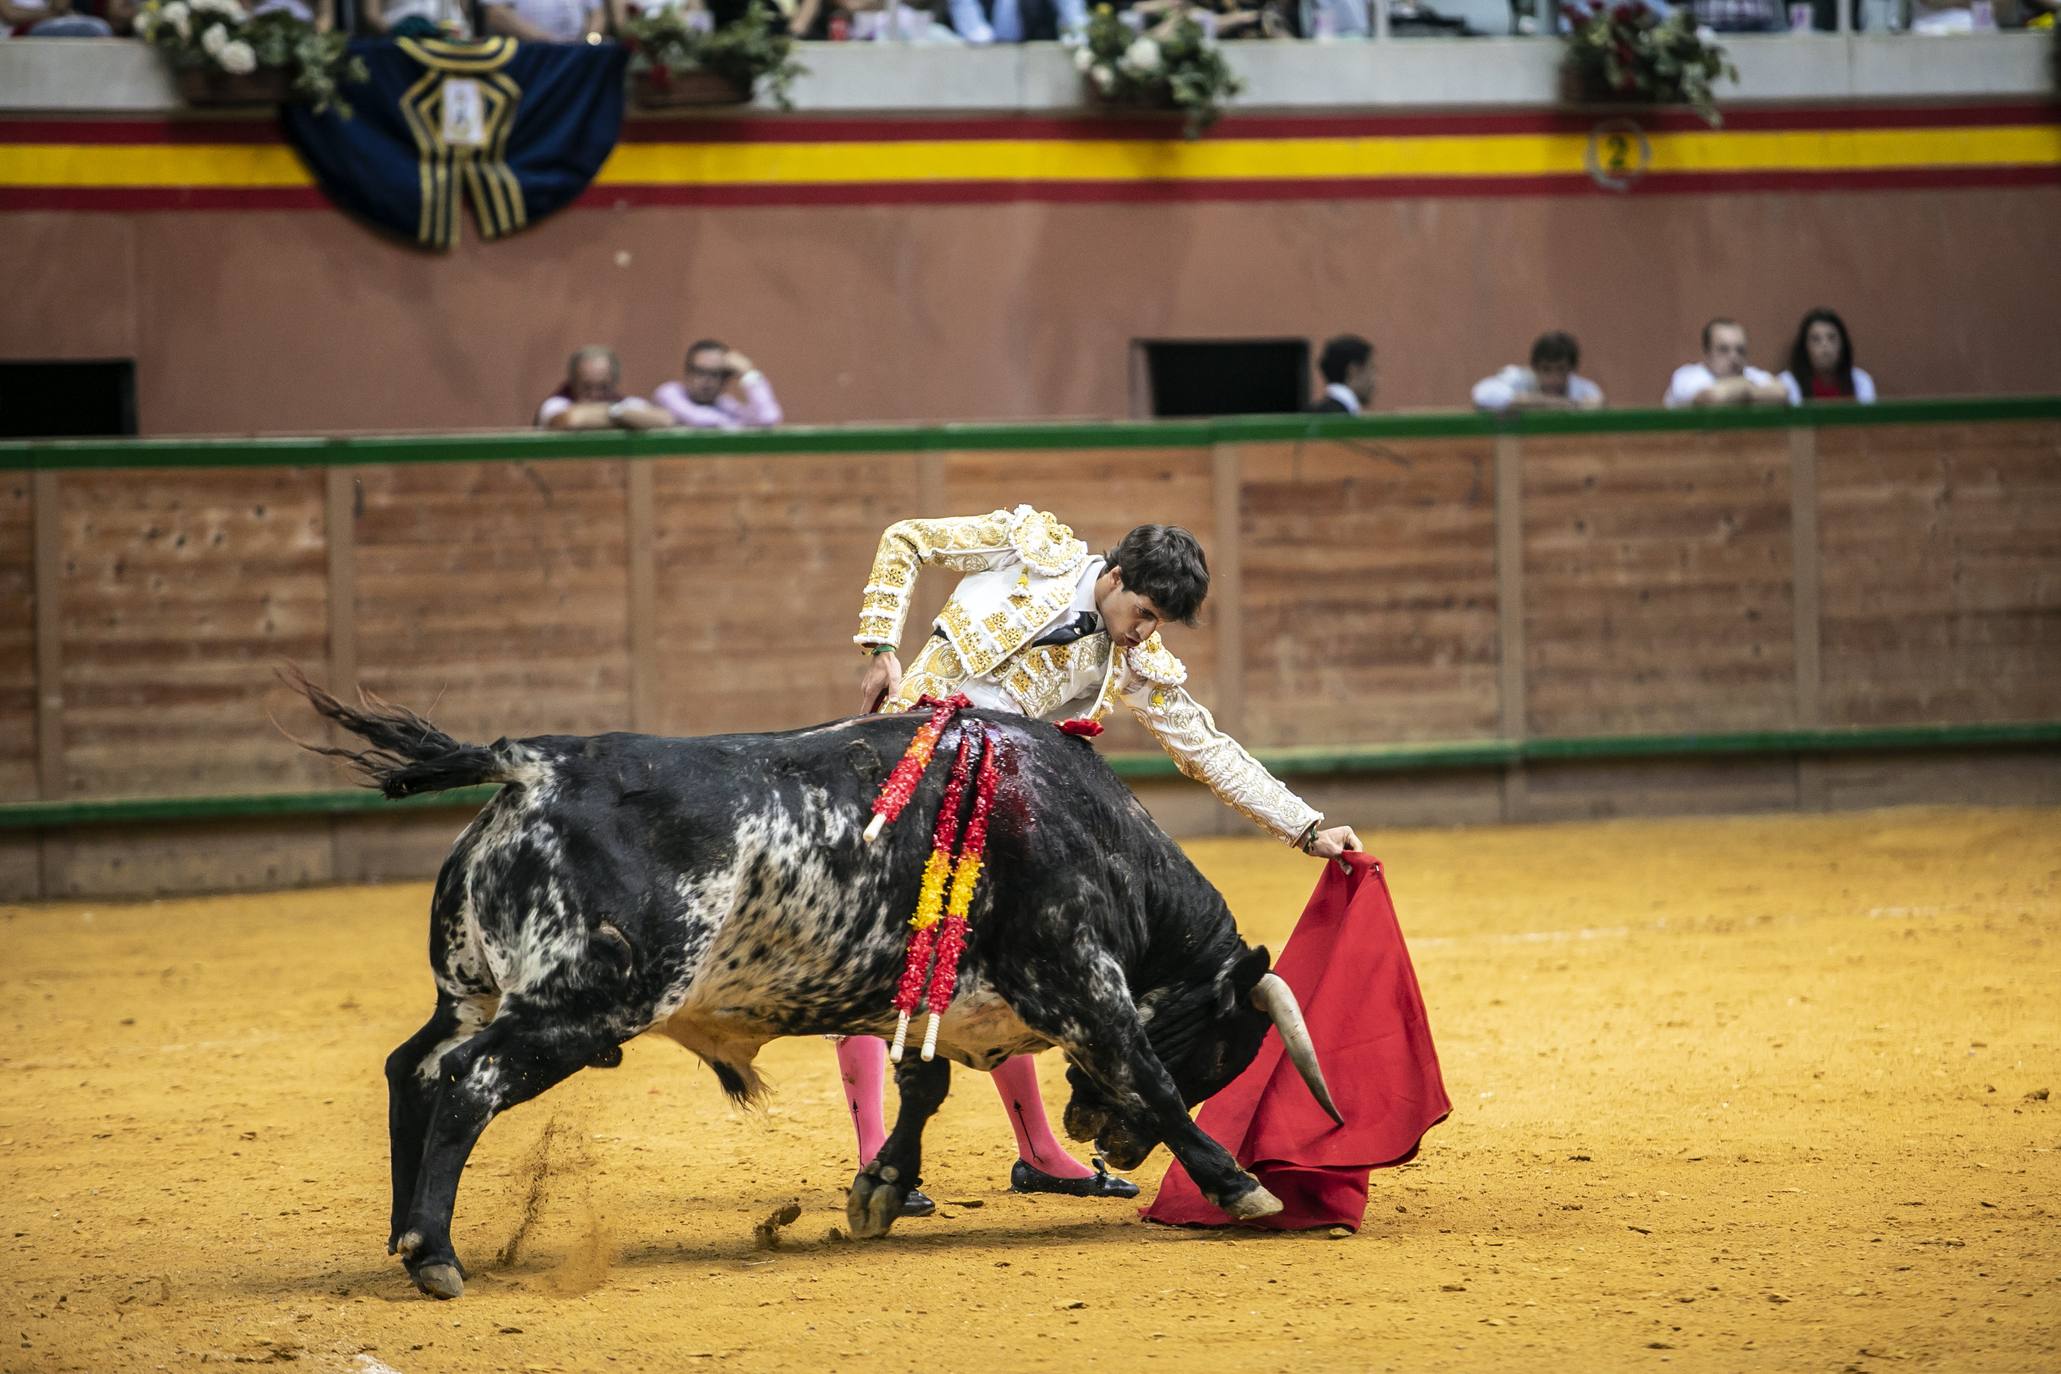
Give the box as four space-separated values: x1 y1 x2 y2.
1663 318 1788 409
479 0 602 42
653 339 785 431
1472 331 1606 412
534 345 673 430
1309 334 1375 415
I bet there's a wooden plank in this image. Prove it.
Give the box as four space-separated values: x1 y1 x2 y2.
1211 443 1245 738
355 459 631 743
32 471 68 903
47 819 334 899
654 452 924 736
1788 428 1826 810
626 459 658 732
324 466 357 697
56 467 335 799
1494 434 1527 819
323 466 361 883
1239 437 1501 750
1522 430 1798 737
32 470 63 800
1816 420 2061 727
0 472 34 805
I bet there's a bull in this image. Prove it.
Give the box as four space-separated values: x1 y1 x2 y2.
290 675 1338 1299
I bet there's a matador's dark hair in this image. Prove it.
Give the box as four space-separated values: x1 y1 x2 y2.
1104 525 1209 627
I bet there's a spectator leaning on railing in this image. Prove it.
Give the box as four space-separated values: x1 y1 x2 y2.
535 346 675 430
1779 308 1876 406
1471 331 1606 412
654 339 784 430
1663 318 1788 409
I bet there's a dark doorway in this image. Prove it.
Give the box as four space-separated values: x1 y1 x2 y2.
1132 339 1311 419
0 360 138 439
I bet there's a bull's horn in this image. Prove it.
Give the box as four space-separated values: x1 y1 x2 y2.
1251 972 1344 1128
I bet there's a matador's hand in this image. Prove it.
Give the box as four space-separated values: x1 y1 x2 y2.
1307 825 1362 862
860 651 901 714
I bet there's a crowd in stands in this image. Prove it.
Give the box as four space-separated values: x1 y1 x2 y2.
536 339 785 430
1319 308 1874 417
4 0 2052 41
555 310 1872 434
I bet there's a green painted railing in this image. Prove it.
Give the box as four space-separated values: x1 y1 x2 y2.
2 396 2057 472
3 720 2054 831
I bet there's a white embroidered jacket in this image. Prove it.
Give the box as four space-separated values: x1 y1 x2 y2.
854 505 1323 845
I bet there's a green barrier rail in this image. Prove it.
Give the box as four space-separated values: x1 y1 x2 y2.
3 396 2058 471
4 720 2054 830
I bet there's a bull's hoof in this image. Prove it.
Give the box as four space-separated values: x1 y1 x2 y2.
1221 1183 1284 1221
411 1262 465 1300
847 1168 904 1241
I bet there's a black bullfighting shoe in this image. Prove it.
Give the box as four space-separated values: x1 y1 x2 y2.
1009 1157 1140 1199
900 1187 937 1218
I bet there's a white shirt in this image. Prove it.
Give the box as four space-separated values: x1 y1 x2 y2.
1472 365 1606 411
374 0 473 32
1779 367 1877 406
478 0 592 40
1322 382 1361 414
1663 361 1780 409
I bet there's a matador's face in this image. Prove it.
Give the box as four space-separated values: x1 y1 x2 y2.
1095 569 1169 651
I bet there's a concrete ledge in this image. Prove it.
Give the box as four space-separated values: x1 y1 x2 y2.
0 33 2051 115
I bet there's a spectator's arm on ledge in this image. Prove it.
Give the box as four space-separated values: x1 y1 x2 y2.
610 399 675 430
482 1 568 42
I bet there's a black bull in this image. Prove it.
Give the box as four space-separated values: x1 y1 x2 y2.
293 678 1338 1300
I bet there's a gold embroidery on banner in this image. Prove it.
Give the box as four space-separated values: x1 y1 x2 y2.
391 37 523 249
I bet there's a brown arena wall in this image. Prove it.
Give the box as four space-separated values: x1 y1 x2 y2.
3 407 2059 900
4 187 2061 434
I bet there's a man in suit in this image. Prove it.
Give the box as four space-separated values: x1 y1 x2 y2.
1310 334 1376 414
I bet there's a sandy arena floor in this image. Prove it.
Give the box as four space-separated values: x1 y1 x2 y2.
2 805 2057 1373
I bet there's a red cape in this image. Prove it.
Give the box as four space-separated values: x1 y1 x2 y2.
1143 852 1449 1230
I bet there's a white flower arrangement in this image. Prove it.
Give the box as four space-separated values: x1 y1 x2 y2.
1069 4 1241 138
136 0 367 115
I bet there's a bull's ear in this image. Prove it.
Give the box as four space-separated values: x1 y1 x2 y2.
1227 945 1272 1001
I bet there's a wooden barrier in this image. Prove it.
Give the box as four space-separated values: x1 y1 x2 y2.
3 399 2059 898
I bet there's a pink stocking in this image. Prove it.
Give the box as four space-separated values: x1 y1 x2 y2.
835 1036 888 1166
989 1055 1094 1179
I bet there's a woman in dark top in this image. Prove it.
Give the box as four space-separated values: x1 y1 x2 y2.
1780 308 1877 406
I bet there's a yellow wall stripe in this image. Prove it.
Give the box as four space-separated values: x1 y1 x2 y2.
1 125 2055 192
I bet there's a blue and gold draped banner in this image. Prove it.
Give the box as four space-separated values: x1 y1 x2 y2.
280 37 626 249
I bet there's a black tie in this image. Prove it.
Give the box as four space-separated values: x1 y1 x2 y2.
1033 611 1102 648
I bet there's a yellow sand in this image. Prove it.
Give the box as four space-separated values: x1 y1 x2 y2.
2 805 2057 1373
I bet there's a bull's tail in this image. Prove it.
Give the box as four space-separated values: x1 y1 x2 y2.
279 666 530 800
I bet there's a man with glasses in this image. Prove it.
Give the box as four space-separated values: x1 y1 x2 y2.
1664 318 1788 409
654 338 785 430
